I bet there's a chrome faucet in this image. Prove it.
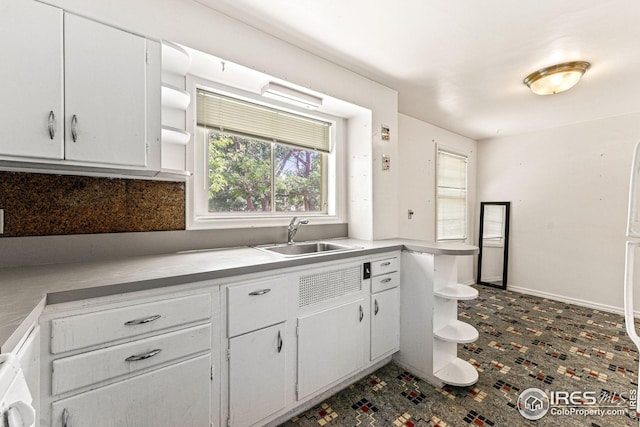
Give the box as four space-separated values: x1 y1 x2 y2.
287 217 309 244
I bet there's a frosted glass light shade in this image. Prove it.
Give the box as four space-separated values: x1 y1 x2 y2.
524 61 591 95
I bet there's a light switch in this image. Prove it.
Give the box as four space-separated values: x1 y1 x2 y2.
381 125 390 141
382 155 391 171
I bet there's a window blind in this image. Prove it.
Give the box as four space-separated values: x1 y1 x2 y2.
196 90 331 153
437 150 468 240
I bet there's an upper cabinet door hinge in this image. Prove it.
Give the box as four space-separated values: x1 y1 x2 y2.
210 366 214 381
226 348 231 361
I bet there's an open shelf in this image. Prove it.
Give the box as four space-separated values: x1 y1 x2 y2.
434 320 479 343
161 41 191 75
434 357 479 386
434 284 478 300
161 126 190 145
161 84 191 110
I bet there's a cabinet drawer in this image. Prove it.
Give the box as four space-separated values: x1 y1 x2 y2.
51 293 211 354
227 277 288 338
371 256 399 276
371 271 400 293
51 354 211 427
52 324 210 395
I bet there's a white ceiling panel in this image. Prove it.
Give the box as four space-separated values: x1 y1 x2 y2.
194 0 640 139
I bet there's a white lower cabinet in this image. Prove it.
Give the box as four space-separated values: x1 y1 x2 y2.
40 290 214 427
36 250 402 427
297 299 365 399
51 354 210 427
371 287 400 360
229 323 286 427
225 276 294 427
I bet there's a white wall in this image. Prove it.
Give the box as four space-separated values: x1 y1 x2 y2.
397 114 478 284
478 112 640 312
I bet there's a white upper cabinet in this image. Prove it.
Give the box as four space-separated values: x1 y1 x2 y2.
64 14 149 167
0 1 161 174
0 0 64 159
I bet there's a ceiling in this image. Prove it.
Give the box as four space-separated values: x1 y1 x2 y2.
193 0 640 140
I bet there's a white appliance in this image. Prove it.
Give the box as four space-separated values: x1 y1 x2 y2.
0 354 35 427
624 140 640 416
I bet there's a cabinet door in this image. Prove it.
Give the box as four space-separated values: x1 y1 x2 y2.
229 323 286 427
51 354 210 427
64 13 148 167
0 0 64 159
371 287 400 360
297 299 365 399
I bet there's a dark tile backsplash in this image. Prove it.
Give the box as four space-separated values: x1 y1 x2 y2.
0 172 185 237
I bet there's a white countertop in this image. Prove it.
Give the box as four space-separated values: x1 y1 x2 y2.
0 238 477 352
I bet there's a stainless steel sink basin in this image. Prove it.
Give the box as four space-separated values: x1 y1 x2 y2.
255 241 361 257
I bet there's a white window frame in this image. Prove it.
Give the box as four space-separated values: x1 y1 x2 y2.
436 146 469 242
186 77 346 229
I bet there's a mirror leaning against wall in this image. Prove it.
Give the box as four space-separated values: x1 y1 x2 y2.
477 202 510 290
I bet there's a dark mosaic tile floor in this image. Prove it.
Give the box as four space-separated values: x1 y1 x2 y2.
280 285 640 427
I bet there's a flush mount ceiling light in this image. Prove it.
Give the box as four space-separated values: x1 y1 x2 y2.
523 61 591 95
261 82 323 109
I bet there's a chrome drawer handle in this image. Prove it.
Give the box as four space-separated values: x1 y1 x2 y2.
380 262 391 267
249 289 271 296
62 408 69 427
381 278 392 283
124 314 161 326
277 330 283 353
126 348 162 362
71 114 78 142
374 299 379 315
48 110 56 140
359 305 364 322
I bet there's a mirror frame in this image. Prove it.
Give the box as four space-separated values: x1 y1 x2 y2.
477 201 510 290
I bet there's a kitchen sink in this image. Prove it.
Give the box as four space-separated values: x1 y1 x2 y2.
255 241 362 257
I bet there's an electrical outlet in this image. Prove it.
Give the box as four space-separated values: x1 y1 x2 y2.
382 154 391 171
0 209 4 234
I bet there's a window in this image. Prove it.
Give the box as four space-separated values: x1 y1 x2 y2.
436 149 468 241
193 87 336 222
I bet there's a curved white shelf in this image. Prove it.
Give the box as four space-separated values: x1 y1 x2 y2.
161 126 190 145
434 284 478 300
162 84 191 110
434 320 479 343
161 41 191 75
434 357 478 386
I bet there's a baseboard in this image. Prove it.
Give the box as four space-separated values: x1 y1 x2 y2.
506 285 637 317
462 279 476 286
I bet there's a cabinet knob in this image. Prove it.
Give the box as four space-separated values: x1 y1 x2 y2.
277 330 283 353
71 114 78 142
124 314 161 326
249 289 271 296
48 111 56 140
125 348 162 362
62 408 69 427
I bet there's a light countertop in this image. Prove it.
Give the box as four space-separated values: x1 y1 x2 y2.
0 238 477 352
